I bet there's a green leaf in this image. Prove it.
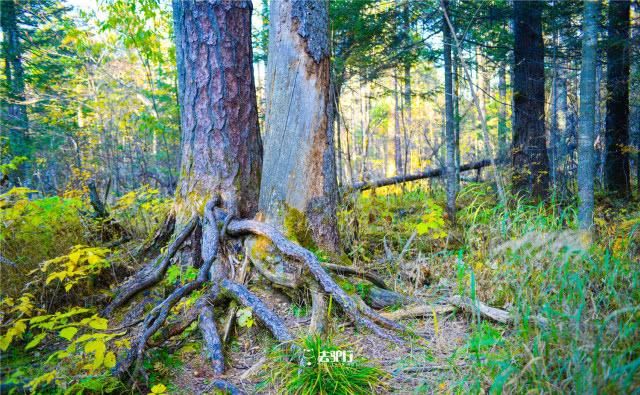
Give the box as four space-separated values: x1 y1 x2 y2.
25 333 47 350
59 326 78 341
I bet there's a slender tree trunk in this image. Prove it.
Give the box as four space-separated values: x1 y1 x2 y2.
393 70 403 175
1 0 30 185
335 89 344 187
578 0 599 231
550 26 559 191
512 0 549 200
403 62 412 175
443 0 457 221
498 65 508 160
604 0 631 197
259 0 339 253
453 45 461 183
173 0 262 223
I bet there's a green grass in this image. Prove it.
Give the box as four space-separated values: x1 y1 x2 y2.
264 335 389 394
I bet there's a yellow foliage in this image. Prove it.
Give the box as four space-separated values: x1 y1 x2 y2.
38 245 111 292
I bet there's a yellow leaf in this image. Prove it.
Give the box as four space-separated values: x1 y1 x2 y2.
89 316 108 330
85 340 106 368
104 351 116 368
149 384 167 394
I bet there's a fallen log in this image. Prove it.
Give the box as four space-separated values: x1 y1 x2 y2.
348 158 496 192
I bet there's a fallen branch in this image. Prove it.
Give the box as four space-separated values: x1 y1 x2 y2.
349 159 495 191
448 295 548 327
381 304 455 321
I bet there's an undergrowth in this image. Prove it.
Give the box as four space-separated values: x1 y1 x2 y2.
1 180 639 393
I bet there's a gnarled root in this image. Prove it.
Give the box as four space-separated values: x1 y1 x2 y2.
226 219 406 343
221 279 293 343
103 216 197 317
108 201 407 388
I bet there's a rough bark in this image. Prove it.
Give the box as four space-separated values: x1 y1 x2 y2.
604 0 631 197
1 0 30 185
578 0 599 230
173 0 262 222
512 0 550 200
259 0 340 253
443 0 457 221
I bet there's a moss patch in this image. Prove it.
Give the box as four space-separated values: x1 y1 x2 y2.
282 205 317 250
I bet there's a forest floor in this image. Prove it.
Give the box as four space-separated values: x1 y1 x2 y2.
1 182 639 394
168 285 470 394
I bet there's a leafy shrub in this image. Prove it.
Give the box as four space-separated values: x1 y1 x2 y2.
111 184 171 240
1 188 89 296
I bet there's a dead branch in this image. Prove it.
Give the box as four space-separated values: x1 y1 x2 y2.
348 159 495 191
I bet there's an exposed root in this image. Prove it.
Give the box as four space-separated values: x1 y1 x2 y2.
115 214 217 377
226 219 406 343
198 294 225 375
321 262 388 289
147 306 198 348
108 202 408 386
103 216 197 317
221 279 293 343
308 281 328 334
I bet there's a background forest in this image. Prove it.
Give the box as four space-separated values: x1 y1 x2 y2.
1 0 640 394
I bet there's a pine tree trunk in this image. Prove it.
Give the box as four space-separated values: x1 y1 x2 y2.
604 0 631 197
578 0 599 230
259 0 340 253
1 0 30 185
173 0 262 223
512 0 549 200
443 0 457 221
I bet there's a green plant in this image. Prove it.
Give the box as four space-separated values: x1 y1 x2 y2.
266 335 389 395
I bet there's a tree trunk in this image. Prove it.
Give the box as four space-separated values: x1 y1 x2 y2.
173 0 262 223
259 0 340 253
512 0 549 200
578 0 599 230
498 65 508 160
403 62 412 175
393 70 403 176
443 0 456 221
453 45 461 183
1 0 30 185
604 0 631 197
550 26 559 191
